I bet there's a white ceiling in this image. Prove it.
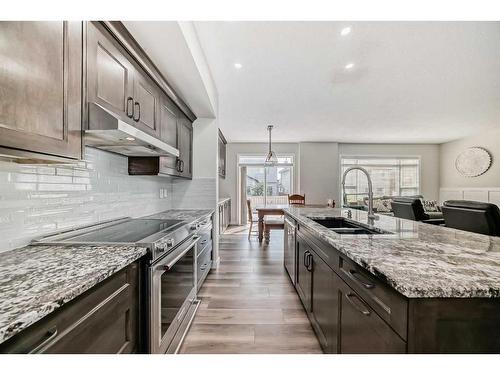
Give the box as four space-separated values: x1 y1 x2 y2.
194 21 500 144
124 21 217 118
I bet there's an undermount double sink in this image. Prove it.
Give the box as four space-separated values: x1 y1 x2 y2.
311 217 393 235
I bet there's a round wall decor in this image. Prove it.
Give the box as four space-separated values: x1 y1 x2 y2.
455 147 492 177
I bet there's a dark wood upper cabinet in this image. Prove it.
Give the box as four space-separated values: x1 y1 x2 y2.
130 112 193 179
218 130 227 178
0 21 82 161
86 21 134 124
132 70 160 137
159 95 179 147
177 115 193 179
158 95 179 175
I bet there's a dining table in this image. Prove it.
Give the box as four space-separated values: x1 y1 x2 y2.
254 204 329 243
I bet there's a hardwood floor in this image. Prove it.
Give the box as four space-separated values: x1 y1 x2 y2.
179 226 322 354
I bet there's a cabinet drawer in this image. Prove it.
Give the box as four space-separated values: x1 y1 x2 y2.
198 229 212 251
340 284 406 353
339 255 408 340
0 262 140 353
297 225 339 273
197 245 212 289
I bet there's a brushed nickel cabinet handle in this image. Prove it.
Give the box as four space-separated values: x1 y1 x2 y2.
28 326 58 353
348 269 375 289
133 102 140 122
345 292 371 316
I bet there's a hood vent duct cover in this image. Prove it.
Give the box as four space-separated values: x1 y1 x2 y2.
85 102 179 158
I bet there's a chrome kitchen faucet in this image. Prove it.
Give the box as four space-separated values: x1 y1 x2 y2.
341 166 379 221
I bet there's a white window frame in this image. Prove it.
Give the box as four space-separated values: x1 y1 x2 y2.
338 155 422 204
236 153 296 224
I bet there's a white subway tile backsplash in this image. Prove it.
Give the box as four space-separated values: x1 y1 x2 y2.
172 178 216 209
0 147 173 253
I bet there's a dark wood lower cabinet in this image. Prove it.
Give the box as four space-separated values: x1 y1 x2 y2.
296 234 312 309
295 230 407 353
0 261 142 354
288 215 500 354
339 278 406 354
310 250 339 354
296 232 338 353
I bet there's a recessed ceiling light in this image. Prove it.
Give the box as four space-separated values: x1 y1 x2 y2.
344 63 354 70
340 27 352 36
234 63 242 69
125 137 135 141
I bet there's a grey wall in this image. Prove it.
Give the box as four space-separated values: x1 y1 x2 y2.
338 143 441 200
220 142 441 224
220 143 299 224
440 128 500 188
0 147 172 253
299 142 340 205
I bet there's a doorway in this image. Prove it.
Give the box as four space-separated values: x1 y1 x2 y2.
237 155 294 225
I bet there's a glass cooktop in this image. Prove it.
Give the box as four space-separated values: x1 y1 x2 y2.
57 219 184 243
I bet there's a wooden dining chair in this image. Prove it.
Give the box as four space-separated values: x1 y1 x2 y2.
288 194 306 205
246 199 259 240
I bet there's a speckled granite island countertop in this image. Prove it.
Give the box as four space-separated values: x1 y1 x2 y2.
0 244 147 345
284 206 500 299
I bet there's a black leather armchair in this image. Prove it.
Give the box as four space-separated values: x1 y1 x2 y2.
442 200 500 236
392 197 444 225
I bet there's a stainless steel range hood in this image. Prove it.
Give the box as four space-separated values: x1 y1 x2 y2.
85 102 179 157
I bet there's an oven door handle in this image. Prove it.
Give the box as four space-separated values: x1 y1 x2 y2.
163 236 200 271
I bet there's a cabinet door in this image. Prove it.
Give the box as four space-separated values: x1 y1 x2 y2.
218 137 223 177
177 116 193 178
339 280 406 354
222 142 227 176
218 136 226 178
0 21 82 160
310 251 339 353
87 21 134 123
296 234 312 310
158 95 179 175
132 70 160 137
283 220 296 285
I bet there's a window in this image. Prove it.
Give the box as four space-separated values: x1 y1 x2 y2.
239 155 294 206
341 157 420 205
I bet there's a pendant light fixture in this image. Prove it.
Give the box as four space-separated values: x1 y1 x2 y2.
265 125 278 165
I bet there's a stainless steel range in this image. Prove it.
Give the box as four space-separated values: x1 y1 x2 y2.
33 215 212 354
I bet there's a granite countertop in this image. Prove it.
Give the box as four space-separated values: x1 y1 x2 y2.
284 206 500 299
0 244 147 345
0 208 214 346
144 208 214 223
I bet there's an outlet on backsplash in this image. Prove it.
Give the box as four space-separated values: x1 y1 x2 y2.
159 188 169 199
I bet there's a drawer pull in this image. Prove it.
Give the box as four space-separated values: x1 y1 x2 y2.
345 292 371 316
348 269 375 289
28 326 58 353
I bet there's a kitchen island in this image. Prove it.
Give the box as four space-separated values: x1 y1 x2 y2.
283 206 500 353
